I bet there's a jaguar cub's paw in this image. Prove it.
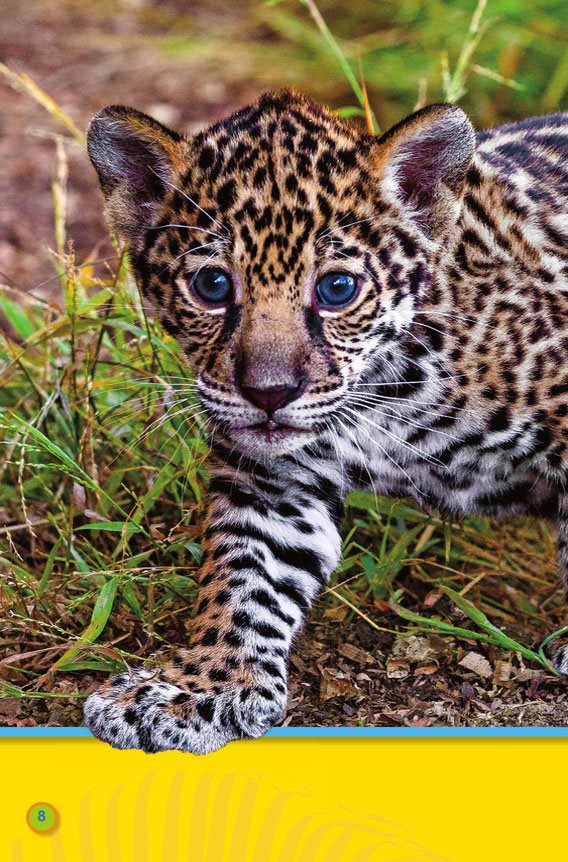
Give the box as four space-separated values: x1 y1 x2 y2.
84 668 286 754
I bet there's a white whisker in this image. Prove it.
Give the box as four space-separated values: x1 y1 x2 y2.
342 406 446 469
337 415 425 500
346 394 459 441
157 173 228 234
148 223 225 241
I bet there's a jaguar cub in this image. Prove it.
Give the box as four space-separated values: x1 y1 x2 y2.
86 91 568 753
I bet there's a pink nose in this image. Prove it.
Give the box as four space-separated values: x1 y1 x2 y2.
241 381 306 414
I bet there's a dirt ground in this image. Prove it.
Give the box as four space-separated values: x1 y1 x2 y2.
1 0 567 729
2 593 567 728
1 0 267 291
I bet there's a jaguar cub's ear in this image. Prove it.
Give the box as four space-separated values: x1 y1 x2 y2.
375 103 475 237
87 106 185 240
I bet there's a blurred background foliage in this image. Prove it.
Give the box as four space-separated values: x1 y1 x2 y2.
2 0 567 288
5 0 568 128
254 0 568 127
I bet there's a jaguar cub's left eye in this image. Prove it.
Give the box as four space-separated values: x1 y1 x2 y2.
192 268 233 306
315 272 358 308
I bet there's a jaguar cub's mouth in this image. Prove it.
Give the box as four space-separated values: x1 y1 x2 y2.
230 419 317 453
252 419 310 441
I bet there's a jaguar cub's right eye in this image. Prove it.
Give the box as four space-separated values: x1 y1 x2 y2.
191 268 233 306
315 272 358 309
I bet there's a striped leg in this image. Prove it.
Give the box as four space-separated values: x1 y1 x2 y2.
552 494 568 674
84 447 343 753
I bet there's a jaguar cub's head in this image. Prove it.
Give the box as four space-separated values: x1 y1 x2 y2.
88 91 475 455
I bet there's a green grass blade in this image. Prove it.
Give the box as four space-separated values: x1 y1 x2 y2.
51 577 118 671
76 522 144 534
440 586 556 673
8 415 134 523
298 0 379 133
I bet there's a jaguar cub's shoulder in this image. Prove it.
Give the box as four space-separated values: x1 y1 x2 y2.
470 111 568 212
452 111 568 279
477 111 568 150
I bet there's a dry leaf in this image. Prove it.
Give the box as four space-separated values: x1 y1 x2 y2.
319 670 358 701
514 668 542 682
386 658 410 679
459 651 492 679
338 642 375 664
493 660 512 685
289 654 307 674
71 482 86 512
373 598 391 612
392 635 436 663
323 604 348 621
423 590 443 609
414 662 439 676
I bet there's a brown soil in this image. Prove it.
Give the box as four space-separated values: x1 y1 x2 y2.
1 0 265 291
2 605 567 729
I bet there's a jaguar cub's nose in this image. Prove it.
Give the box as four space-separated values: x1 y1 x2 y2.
241 381 307 415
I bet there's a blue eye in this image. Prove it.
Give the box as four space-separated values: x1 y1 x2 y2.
192 268 233 305
315 272 358 308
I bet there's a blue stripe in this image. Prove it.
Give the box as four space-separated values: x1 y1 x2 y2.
1 726 567 738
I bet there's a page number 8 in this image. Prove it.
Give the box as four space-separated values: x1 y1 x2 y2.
26 802 59 834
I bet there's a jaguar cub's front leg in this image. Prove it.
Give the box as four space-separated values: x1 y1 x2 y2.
84 449 343 753
552 494 568 674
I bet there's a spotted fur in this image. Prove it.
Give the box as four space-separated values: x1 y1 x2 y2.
85 92 568 752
